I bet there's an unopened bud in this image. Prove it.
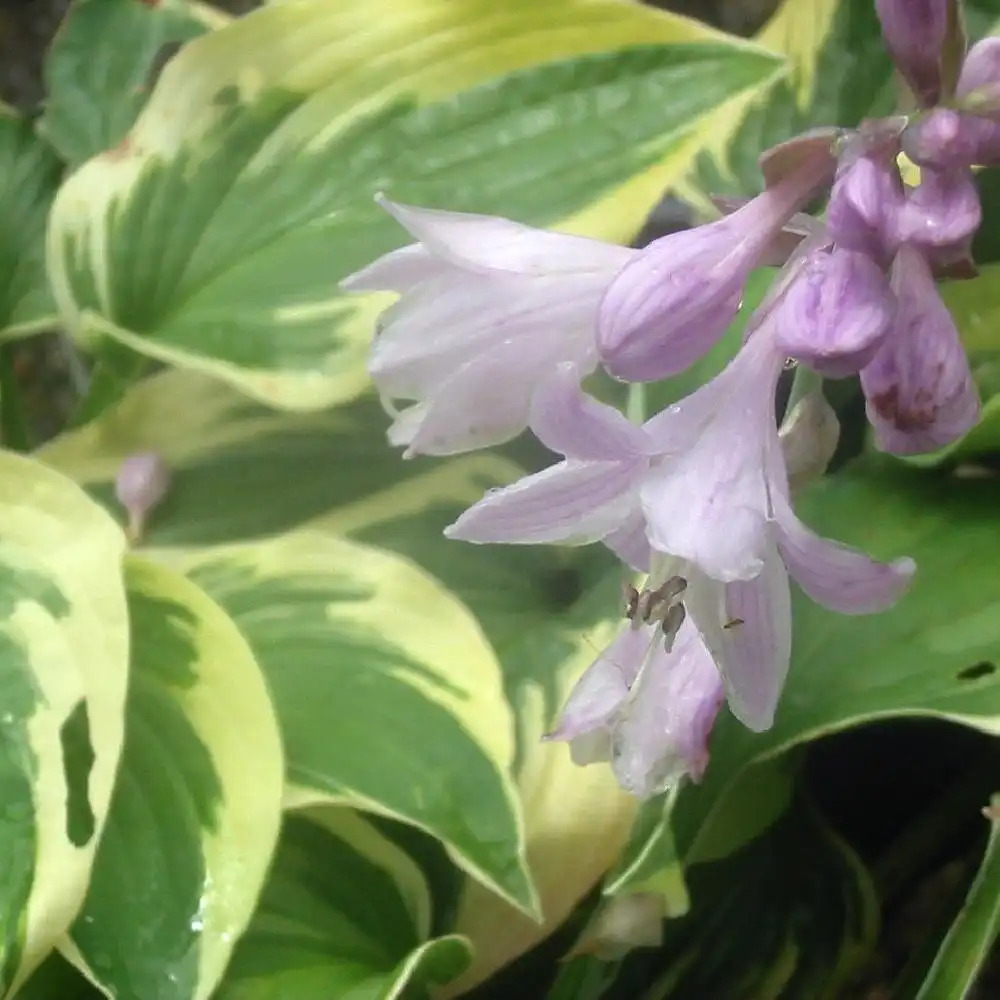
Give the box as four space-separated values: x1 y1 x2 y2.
774 247 896 378
956 37 1000 114
115 452 171 543
875 0 950 106
827 152 904 264
565 893 665 961
779 389 840 494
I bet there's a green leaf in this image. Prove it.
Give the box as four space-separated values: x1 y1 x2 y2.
16 952 101 1000
213 810 472 1000
38 368 522 549
46 0 781 410
0 451 128 996
642 795 878 1000
341 512 638 994
64 556 283 1000
0 109 62 340
944 267 1000 355
39 366 640 984
677 0 895 205
913 794 1000 1000
178 531 536 917
38 0 220 168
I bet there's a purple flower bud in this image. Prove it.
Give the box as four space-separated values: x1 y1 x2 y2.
957 37 1000 112
598 160 831 383
902 108 1000 168
897 166 981 249
773 248 896 377
875 0 950 106
827 152 904 264
115 452 171 542
861 245 980 454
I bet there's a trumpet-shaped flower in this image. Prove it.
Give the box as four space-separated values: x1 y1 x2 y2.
545 617 725 797
448 329 915 736
342 196 633 457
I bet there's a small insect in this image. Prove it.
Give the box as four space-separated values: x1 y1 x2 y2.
723 617 745 630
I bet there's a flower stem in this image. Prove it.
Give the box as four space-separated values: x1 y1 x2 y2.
626 382 647 424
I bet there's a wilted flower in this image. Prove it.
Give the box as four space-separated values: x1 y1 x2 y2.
861 244 981 454
773 246 896 377
342 195 633 457
875 0 950 106
115 452 171 543
597 149 834 383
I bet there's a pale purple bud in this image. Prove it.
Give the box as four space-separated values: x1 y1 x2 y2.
875 0 950 106
956 37 1000 112
598 161 830 383
897 166 981 248
758 128 840 190
115 452 171 542
902 108 1000 168
827 152 904 264
773 248 896 377
861 244 980 454
779 389 841 494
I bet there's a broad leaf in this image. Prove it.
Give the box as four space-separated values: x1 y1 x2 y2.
37 368 522 549
214 809 471 1000
39 0 220 167
0 110 62 340
179 531 535 916
339 504 639 993
639 795 877 999
40 367 641 983
0 451 128 996
64 556 283 1000
46 0 781 409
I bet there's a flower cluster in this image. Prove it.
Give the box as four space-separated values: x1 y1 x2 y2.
344 0 988 798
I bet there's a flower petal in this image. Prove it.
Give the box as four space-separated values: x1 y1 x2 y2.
545 625 651 744
341 244 449 293
772 490 916 613
610 618 724 797
603 507 652 573
640 335 783 581
376 195 633 275
529 363 651 461
445 457 645 545
369 271 599 401
714 546 792 732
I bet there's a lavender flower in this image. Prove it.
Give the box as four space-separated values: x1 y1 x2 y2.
597 149 834 383
342 196 633 457
773 247 896 377
861 244 981 454
826 150 904 264
545 616 724 796
448 325 914 734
